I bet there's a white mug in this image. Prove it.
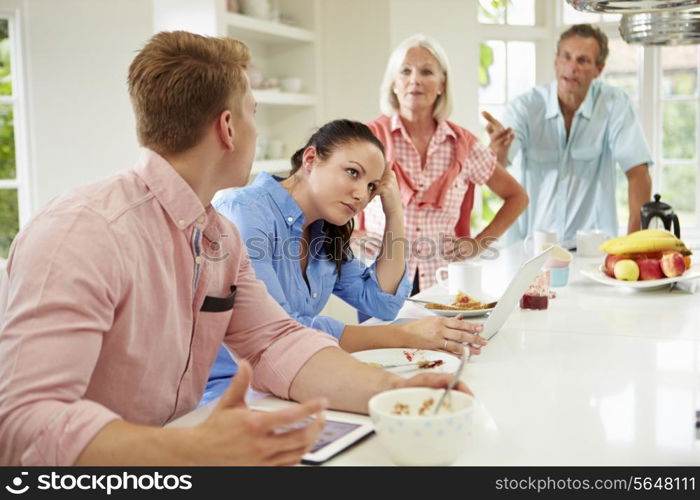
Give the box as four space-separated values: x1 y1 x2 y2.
434 260 482 296
524 229 557 256
576 229 609 257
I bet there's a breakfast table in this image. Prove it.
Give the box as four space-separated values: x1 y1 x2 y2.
168 243 700 465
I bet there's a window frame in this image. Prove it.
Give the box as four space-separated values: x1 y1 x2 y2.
0 4 30 238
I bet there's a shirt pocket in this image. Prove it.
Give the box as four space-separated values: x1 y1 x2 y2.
526 148 559 164
570 145 602 162
192 309 233 371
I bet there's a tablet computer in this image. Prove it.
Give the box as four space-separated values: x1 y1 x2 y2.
301 416 374 465
252 407 374 465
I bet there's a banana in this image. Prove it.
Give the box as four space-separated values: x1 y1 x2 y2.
624 229 677 240
600 229 690 255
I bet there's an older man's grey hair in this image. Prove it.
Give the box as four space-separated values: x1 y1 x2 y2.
379 34 453 120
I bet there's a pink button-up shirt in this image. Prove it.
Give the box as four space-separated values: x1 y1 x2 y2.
363 115 496 289
0 149 338 466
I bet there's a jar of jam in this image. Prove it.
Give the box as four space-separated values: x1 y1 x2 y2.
520 270 550 310
519 293 548 310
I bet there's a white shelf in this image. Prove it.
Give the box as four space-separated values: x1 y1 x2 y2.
252 90 316 106
251 159 290 175
223 12 315 44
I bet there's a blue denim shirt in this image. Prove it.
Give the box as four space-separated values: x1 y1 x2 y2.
201 172 411 405
503 79 653 246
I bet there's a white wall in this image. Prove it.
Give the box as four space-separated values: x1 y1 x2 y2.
21 0 152 211
319 0 391 124
320 0 480 131
388 0 480 132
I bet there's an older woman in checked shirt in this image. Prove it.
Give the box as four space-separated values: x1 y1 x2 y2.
357 34 528 294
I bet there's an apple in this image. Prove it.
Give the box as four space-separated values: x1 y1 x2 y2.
660 251 686 278
605 254 627 277
636 257 664 280
613 259 640 281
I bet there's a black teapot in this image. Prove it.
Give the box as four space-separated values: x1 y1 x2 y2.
640 193 680 238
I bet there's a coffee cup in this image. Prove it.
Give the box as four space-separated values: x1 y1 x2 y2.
543 244 573 287
576 229 609 257
434 260 482 296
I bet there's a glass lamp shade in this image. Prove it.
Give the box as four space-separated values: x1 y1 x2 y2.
619 8 700 45
567 0 699 13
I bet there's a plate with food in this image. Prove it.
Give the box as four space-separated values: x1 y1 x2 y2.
580 263 700 290
408 292 497 317
352 348 460 378
586 229 698 289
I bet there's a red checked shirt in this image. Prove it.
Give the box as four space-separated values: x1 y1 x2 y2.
363 115 496 289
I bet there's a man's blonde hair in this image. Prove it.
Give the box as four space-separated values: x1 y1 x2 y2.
379 34 453 120
128 31 250 155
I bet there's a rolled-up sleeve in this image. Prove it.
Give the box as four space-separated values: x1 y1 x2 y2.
607 92 653 172
0 208 124 466
333 259 411 322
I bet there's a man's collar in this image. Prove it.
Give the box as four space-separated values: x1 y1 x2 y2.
134 148 206 230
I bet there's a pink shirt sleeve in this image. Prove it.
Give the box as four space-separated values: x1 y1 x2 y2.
0 207 123 465
464 140 497 186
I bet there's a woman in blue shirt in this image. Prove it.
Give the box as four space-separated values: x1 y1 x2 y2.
202 120 486 404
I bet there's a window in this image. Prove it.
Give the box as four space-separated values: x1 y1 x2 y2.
479 0 536 26
0 12 26 259
475 0 538 229
659 45 699 228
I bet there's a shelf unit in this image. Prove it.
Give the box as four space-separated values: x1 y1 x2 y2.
152 0 322 178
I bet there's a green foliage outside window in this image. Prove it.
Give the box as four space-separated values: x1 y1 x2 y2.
0 105 15 180
0 188 18 259
476 1 509 228
0 17 17 258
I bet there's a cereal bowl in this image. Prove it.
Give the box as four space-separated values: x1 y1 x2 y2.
368 387 473 465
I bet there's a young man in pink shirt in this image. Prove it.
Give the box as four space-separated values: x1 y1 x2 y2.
0 31 468 466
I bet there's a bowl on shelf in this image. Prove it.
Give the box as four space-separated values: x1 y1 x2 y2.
239 0 271 20
280 77 303 93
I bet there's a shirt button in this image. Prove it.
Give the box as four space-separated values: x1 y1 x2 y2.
195 256 203 264
421 273 425 277
196 215 205 224
287 216 293 223
418 183 424 189
312 292 318 298
178 219 186 227
416 227 421 232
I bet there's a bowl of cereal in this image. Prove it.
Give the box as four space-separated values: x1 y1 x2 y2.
368 387 474 465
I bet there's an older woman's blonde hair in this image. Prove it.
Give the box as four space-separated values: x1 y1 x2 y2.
379 34 453 121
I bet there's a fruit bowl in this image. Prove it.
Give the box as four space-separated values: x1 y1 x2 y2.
580 264 700 290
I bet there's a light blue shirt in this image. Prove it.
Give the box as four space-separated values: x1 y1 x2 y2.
201 172 411 405
503 79 653 246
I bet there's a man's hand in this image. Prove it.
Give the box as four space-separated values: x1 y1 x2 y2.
191 360 327 465
482 110 514 166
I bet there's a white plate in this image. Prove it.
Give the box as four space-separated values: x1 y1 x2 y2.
580 263 700 290
409 295 496 317
351 348 460 378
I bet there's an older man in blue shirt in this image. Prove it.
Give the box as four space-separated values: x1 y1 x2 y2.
486 24 652 247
